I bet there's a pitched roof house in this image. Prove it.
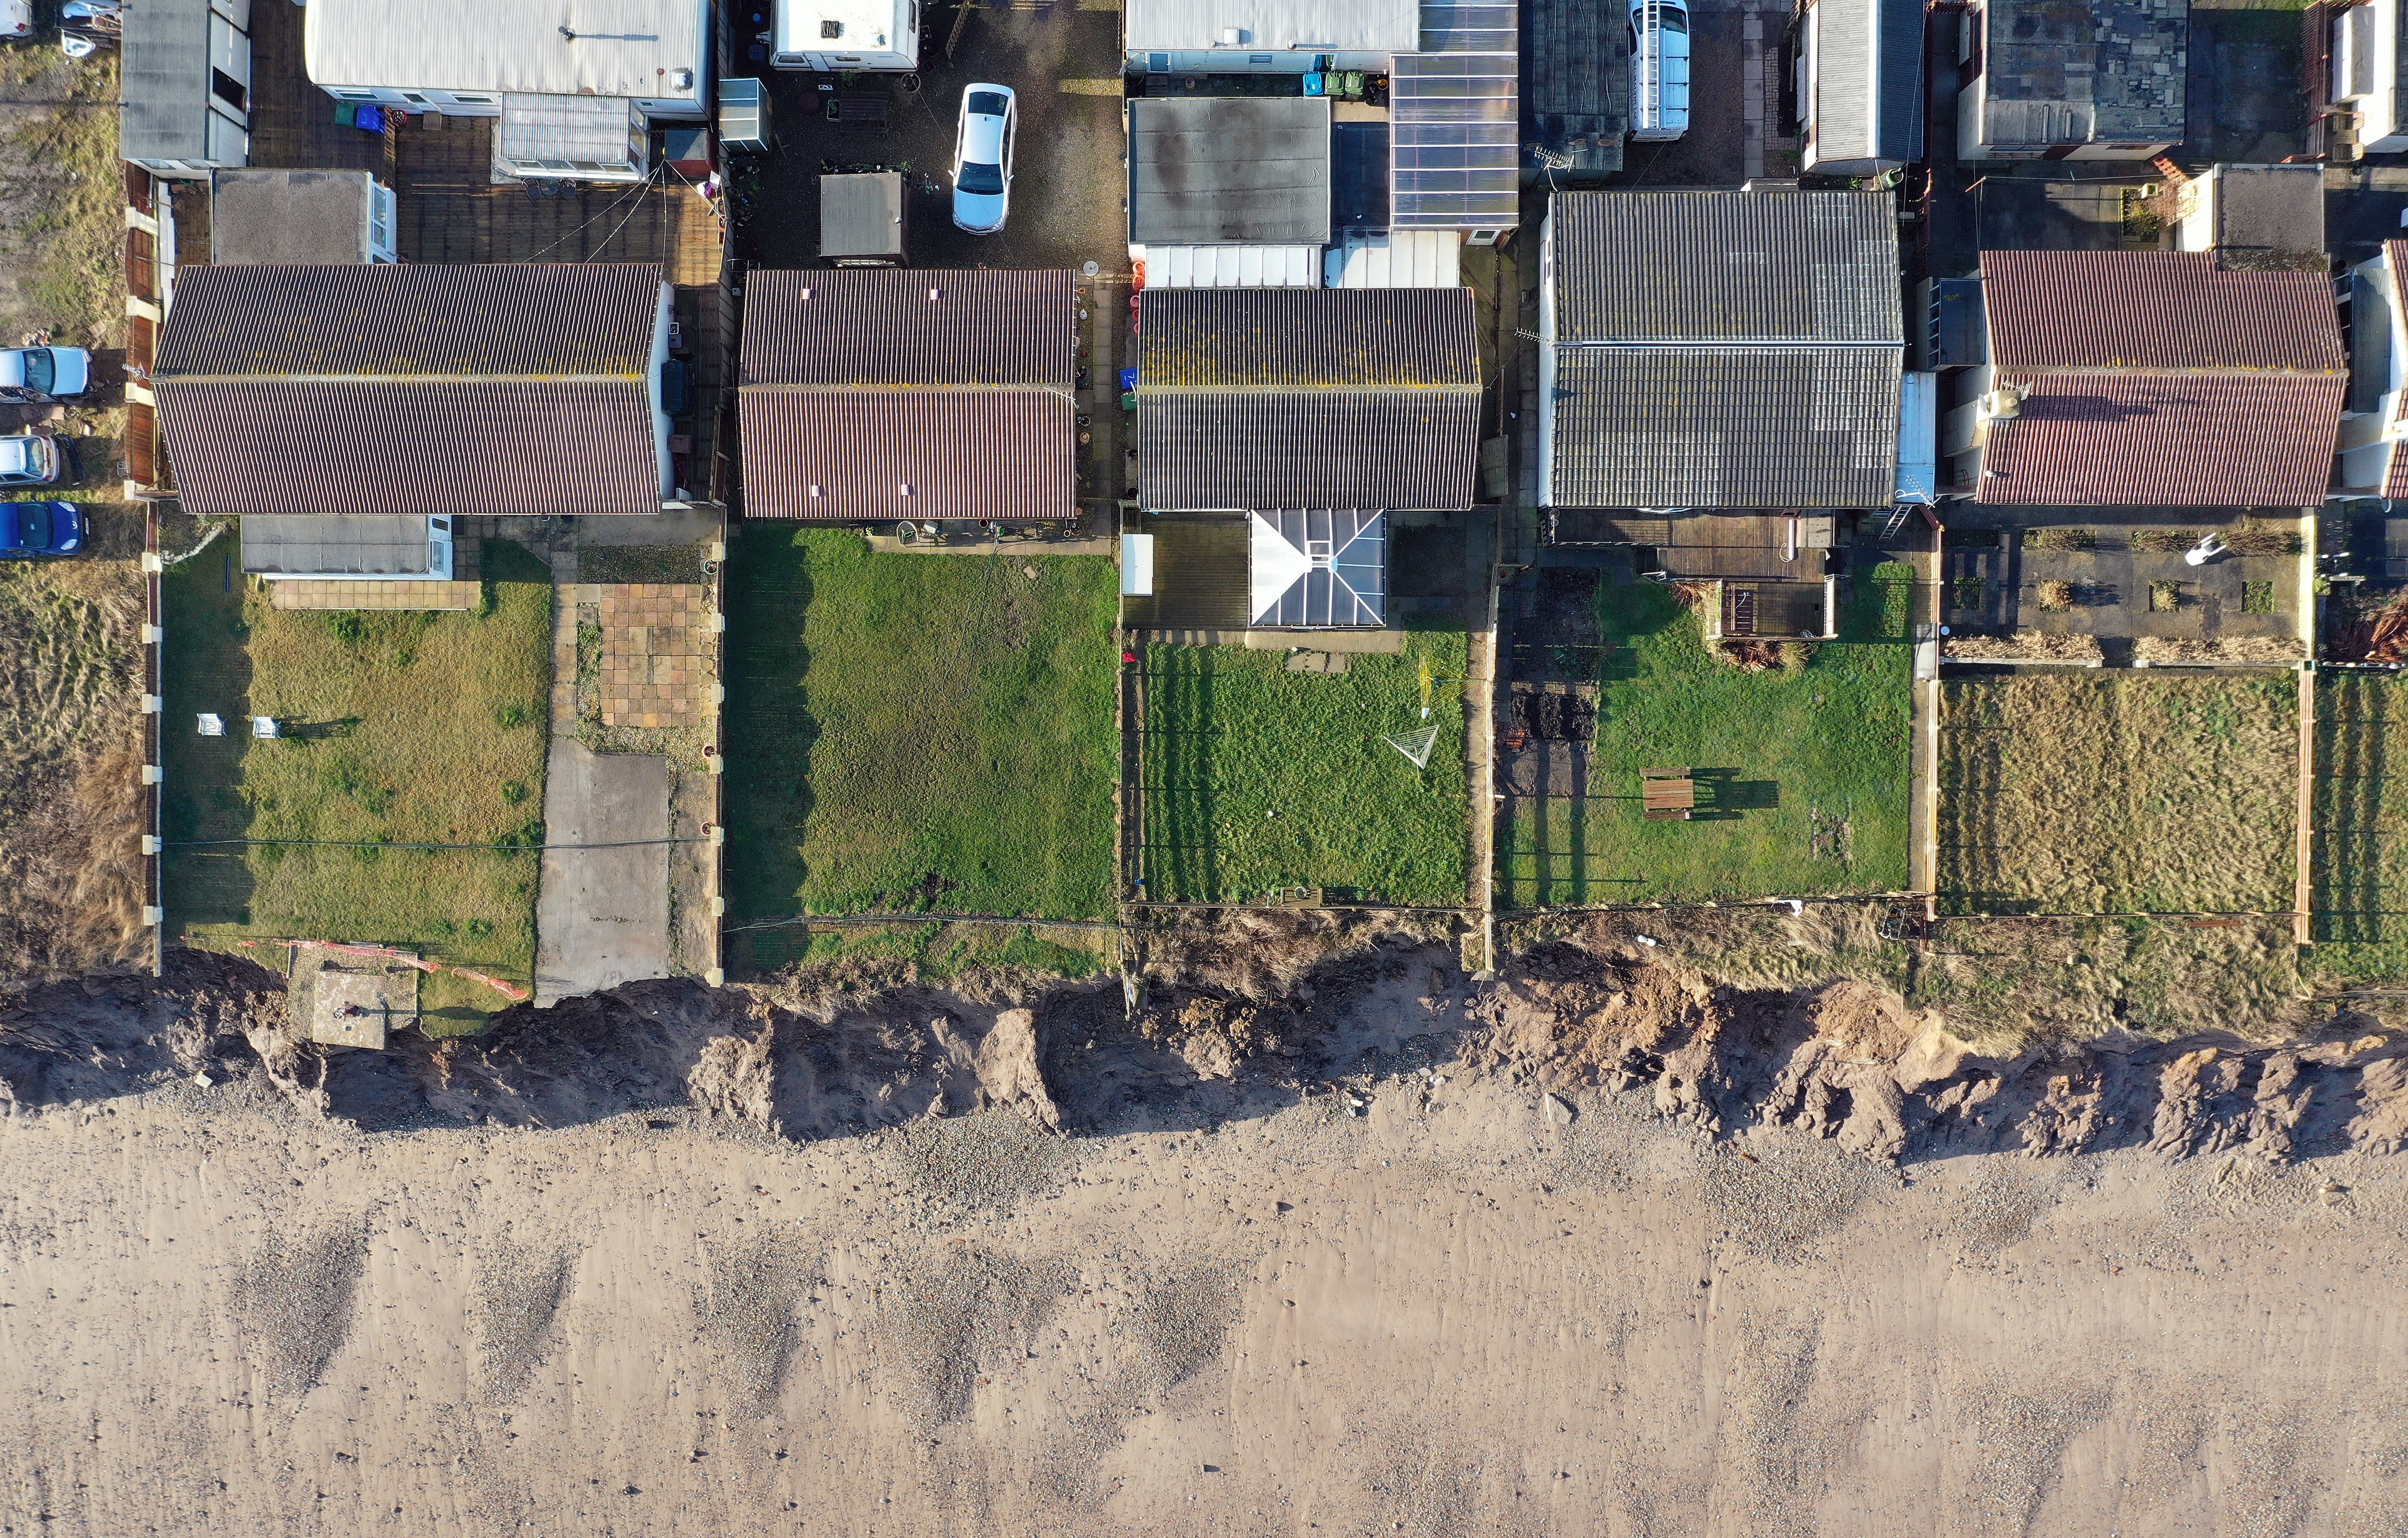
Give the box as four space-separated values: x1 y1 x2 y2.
737 268 1079 521
154 263 674 517
1137 286 1483 513
1540 190 1906 510
1950 250 2344 506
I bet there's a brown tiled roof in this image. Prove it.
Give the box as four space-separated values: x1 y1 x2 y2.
154 263 667 517
739 268 1075 386
1975 250 2344 506
1982 251 2343 373
738 390 1076 520
158 381 664 518
157 263 665 376
1977 371 2344 507
736 268 1079 519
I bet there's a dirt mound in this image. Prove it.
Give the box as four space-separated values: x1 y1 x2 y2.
13 925 2408 1173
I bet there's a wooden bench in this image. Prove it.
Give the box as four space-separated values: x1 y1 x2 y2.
827 94 890 127
1640 767 1696 821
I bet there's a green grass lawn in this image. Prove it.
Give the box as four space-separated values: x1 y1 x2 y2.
1500 575 1914 907
2311 672 2408 982
160 536 554 1020
723 529 1118 921
1140 629 1469 905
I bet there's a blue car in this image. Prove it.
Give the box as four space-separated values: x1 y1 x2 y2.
0 500 82 558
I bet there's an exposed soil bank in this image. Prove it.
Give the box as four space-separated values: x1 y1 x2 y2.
7 916 2403 1169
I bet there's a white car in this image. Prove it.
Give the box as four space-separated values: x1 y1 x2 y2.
1630 0 1692 142
0 433 62 487
2 0 32 41
951 84 1016 235
0 346 91 399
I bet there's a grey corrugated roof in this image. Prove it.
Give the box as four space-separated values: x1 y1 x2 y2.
121 0 215 165
1129 97 1333 246
1138 288 1483 511
1548 349 1902 509
1545 192 1903 508
209 172 378 266
1803 0 1924 168
1548 191 1902 342
1979 0 2185 147
1523 0 1628 175
241 515 438 576
1140 286 1482 388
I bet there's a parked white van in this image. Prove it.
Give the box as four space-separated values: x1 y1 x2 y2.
1630 0 1693 142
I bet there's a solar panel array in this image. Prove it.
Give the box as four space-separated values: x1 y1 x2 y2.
1391 2 1519 229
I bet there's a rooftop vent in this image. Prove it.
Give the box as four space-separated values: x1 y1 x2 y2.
1219 27 1248 44
821 18 842 38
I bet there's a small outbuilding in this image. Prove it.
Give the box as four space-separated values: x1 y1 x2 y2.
209 170 398 266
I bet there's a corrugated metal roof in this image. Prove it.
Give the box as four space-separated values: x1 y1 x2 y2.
158 380 662 517
1800 0 1923 168
738 267 1079 520
1979 371 2343 506
121 0 218 165
738 391 1077 520
1523 0 1628 176
304 0 705 99
1139 286 1481 388
1548 348 1903 509
1142 393 1482 511
1123 0 1418 53
1128 98 1334 246
242 514 439 576
1549 191 1902 342
156 263 665 378
739 268 1076 386
1137 289 1482 511
1982 251 2343 372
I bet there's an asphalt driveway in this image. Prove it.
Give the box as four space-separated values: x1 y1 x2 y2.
734 1 1129 274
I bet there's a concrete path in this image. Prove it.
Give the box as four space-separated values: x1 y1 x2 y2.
534 739 671 1005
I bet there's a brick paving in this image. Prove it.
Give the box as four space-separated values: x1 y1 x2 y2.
553 582 713 732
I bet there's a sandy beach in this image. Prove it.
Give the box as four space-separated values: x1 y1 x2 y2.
4 1009 2404 1537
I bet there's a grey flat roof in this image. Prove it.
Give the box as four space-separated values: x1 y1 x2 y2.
1130 97 1333 246
1981 0 2185 146
242 515 438 576
121 0 214 164
1124 0 1417 54
821 173 906 260
210 171 377 265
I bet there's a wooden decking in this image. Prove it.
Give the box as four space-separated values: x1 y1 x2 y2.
244 0 395 175
393 116 723 281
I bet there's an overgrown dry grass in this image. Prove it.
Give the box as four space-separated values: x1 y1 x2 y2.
0 544 147 977
1939 673 2299 915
